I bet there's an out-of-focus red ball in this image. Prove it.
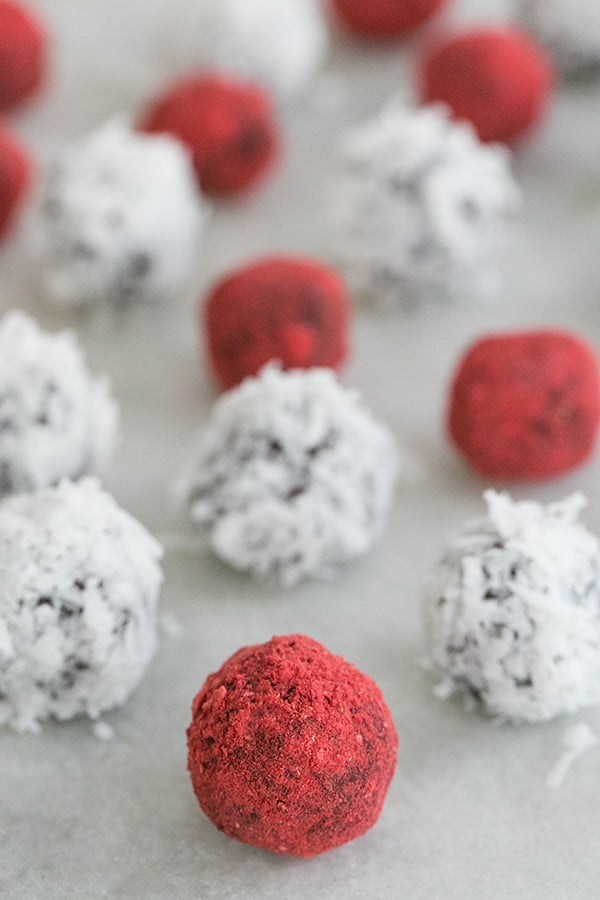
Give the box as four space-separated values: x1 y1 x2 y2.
0 121 31 238
331 0 447 39
448 330 600 481
204 256 350 390
0 0 47 113
139 74 279 197
187 634 398 858
419 28 554 144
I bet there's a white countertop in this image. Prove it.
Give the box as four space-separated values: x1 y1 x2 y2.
2 1 600 897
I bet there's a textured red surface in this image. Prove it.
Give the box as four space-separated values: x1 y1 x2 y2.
0 0 47 113
448 330 600 481
204 256 351 389
139 74 279 197
331 0 447 39
187 634 398 858
419 28 554 144
0 122 31 238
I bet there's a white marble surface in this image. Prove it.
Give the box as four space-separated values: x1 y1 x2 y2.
2 1 600 898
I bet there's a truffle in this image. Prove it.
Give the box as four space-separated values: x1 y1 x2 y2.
187 634 398 857
0 0 47 113
179 365 397 586
519 0 600 78
422 491 600 723
0 310 118 493
419 27 554 144
0 478 163 732
30 120 207 310
140 74 279 197
331 0 447 39
204 256 350 389
168 0 328 100
329 102 520 309
448 329 600 481
0 121 31 240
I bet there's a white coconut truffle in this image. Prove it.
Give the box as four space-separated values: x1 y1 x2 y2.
180 365 397 586
30 120 208 310
0 310 118 493
520 0 600 77
0 479 163 733
422 491 600 724
330 103 521 310
168 0 329 100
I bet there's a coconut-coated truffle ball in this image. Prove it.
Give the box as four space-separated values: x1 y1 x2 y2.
187 634 398 857
0 0 47 113
30 120 207 310
448 330 600 481
419 28 554 144
0 478 163 732
169 0 328 100
330 102 520 309
331 0 447 39
204 256 351 389
0 121 31 240
180 365 397 586
520 0 600 78
0 310 118 494
140 74 279 197
423 491 600 723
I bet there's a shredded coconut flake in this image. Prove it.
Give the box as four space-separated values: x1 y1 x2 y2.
159 612 183 639
179 365 398 587
546 723 597 789
0 479 163 733
423 491 600 724
330 102 520 309
30 120 209 310
0 310 118 493
167 0 329 100
93 720 115 742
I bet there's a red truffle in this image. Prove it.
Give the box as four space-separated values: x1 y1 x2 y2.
331 0 447 39
204 256 351 390
0 121 31 239
187 634 398 858
0 0 47 113
419 28 554 144
139 74 279 197
448 330 600 481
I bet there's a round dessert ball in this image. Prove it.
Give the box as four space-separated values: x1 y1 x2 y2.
519 0 600 78
140 74 279 197
419 28 554 144
0 478 163 732
0 120 31 240
168 0 328 100
187 634 398 857
448 329 600 481
422 490 600 723
0 0 47 113
0 310 118 494
329 102 520 309
204 256 351 390
179 365 397 586
30 120 207 310
331 0 447 40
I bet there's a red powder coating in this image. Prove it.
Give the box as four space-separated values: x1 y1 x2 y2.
0 122 31 239
187 634 398 858
139 74 279 197
0 1 47 113
331 0 447 39
448 330 600 481
204 256 351 390
419 28 554 144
